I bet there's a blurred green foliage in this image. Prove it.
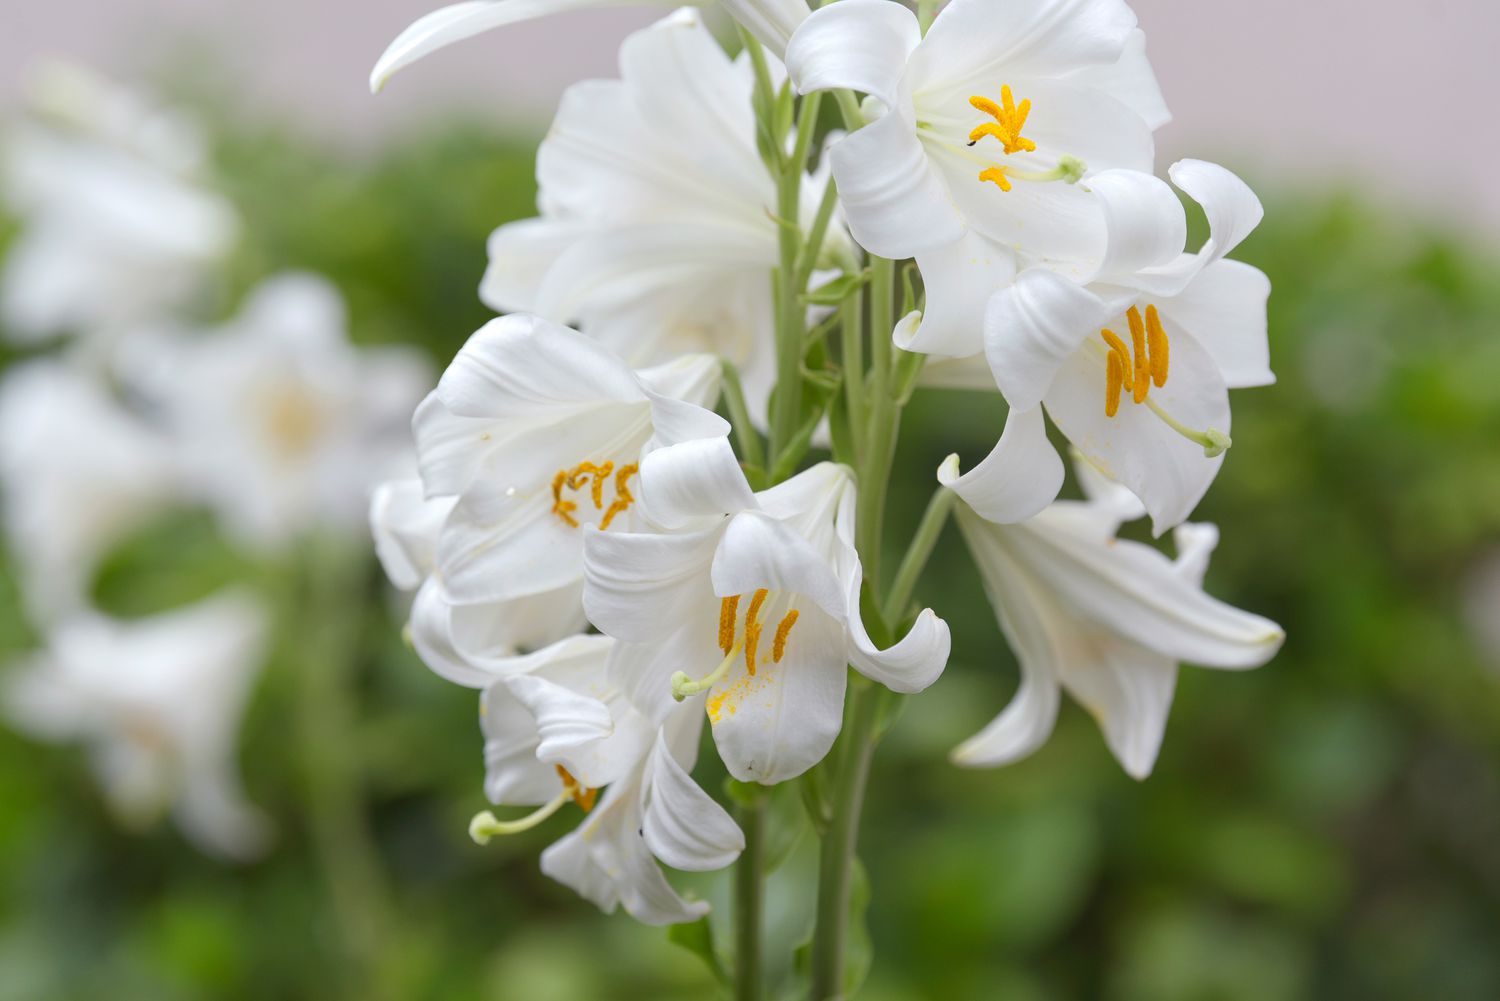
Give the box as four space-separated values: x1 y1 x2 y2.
1 107 1499 1001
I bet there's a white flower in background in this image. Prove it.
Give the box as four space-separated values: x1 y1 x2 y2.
951 160 1273 532
406 313 722 648
129 273 431 549
0 591 273 860
0 62 238 346
939 455 1283 778
0 360 179 623
786 0 1185 349
463 635 743 925
369 0 811 92
370 478 587 685
482 11 847 425
584 437 950 784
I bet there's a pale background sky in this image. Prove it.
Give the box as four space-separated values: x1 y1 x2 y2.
4 0 1497 239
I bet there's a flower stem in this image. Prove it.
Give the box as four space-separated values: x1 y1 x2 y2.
883 486 957 624
734 790 767 1001
856 257 898 590
809 679 881 1000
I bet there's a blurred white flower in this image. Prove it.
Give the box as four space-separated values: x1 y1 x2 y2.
131 273 431 550
585 437 949 784
1 590 273 860
392 312 721 671
939 455 1283 778
481 10 847 424
938 160 1273 533
463 634 742 925
0 360 179 623
0 62 238 345
369 0 811 93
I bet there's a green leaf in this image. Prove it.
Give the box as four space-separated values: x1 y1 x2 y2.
792 858 873 998
802 271 869 306
668 917 729 987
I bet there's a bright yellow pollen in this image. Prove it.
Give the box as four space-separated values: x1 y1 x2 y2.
551 460 637 530
978 166 1012 192
718 595 741 656
1099 304 1173 417
744 589 768 676
772 610 799 663
555 765 598 813
968 87 1036 156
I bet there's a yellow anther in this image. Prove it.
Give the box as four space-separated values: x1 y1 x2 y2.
551 460 637 530
1127 307 1150 404
589 461 614 508
968 86 1036 156
551 470 579 527
1105 351 1124 418
772 610 799 664
598 463 638 531
718 595 740 656
1099 304 1173 417
744 589 768 676
1145 304 1169 387
978 166 1012 192
556 765 598 813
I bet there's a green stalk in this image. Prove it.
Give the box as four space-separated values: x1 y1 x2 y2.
856 257 897 590
721 360 766 477
883 486 957 624
809 680 881 1000
734 792 767 1001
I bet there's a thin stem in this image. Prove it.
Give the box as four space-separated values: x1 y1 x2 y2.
857 257 897 590
734 792 767 1001
721 360 766 476
809 680 881 1001
883 486 957 624
795 175 842 291
839 289 866 458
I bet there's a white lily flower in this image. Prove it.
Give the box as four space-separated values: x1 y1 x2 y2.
0 360 179 623
584 437 950 784
950 159 1273 532
370 478 587 685
412 312 723 619
784 0 1170 272
938 454 1283 779
0 62 238 344
480 11 845 425
450 634 742 925
1 591 273 860
369 0 811 93
129 274 431 550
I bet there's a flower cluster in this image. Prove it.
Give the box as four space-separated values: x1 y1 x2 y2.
0 67 429 859
370 0 1284 946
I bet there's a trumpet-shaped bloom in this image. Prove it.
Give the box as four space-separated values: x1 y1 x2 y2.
128 274 431 549
410 313 723 628
481 11 847 424
0 63 238 344
939 455 1283 778
0 360 180 623
1 591 273 859
785 0 1168 266
584 438 950 784
370 0 811 92
959 160 1272 532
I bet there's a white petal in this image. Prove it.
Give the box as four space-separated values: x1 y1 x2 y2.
937 406 1063 524
637 353 724 412
845 544 951 693
711 512 845 621
1172 521 1220 587
1169 159 1264 267
479 217 584 313
828 101 967 259
370 479 453 590
370 0 673 92
583 526 724 643
504 673 614 768
785 0 919 106
708 606 848 784
642 728 744 870
902 232 1018 358
1160 260 1274 389
637 436 757 531
908 0 1137 94
481 682 560 805
984 268 1113 412
721 0 810 57
436 314 642 420
1059 638 1178 779
1062 29 1169 130
1083 168 1187 284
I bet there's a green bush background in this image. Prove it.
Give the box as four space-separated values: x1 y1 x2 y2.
1 111 1498 1000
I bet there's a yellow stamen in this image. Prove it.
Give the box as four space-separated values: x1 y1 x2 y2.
1127 307 1150 404
551 460 637 530
967 86 1036 156
555 765 597 813
1100 328 1134 392
772 610 799 664
551 470 579 527
718 595 741 656
1145 304 1169 387
978 166 1012 192
744 589 768 676
589 461 614 509
1105 351 1124 418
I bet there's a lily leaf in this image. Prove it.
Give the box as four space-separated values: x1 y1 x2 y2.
667 916 729 987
